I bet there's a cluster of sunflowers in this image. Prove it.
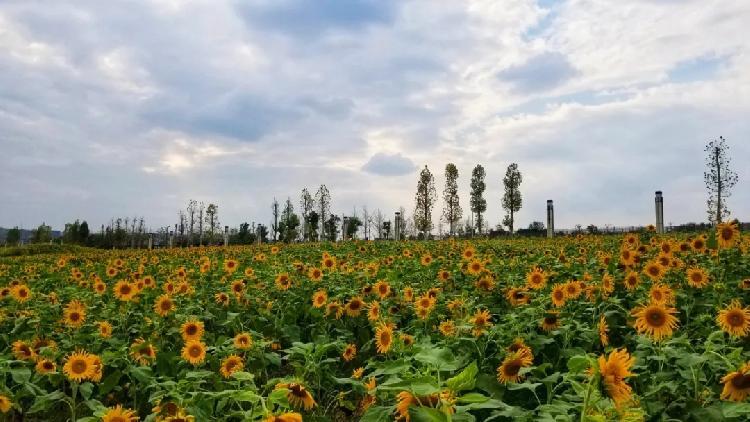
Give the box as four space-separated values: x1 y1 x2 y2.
0 221 749 421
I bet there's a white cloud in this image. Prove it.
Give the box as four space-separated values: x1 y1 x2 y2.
0 0 748 231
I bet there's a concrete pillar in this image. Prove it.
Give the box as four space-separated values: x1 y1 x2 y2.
655 191 664 234
394 212 401 241
224 226 229 247
168 231 173 248
546 200 554 238
148 235 153 250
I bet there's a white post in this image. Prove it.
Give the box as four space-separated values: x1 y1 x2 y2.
655 191 664 234
547 200 554 238
224 226 229 247
148 235 153 250
168 230 173 248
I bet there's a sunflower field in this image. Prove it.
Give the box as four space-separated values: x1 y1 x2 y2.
1 222 750 421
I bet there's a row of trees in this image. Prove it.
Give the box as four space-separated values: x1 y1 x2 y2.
413 162 523 238
2 137 738 248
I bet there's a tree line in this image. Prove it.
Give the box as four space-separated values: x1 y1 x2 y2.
1 136 739 248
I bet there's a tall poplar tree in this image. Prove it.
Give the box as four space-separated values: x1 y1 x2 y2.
442 163 462 236
470 165 487 235
502 163 523 234
414 165 437 237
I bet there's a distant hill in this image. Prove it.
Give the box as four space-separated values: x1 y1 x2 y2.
0 227 62 243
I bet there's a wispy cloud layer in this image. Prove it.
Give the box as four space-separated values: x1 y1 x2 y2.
1 0 748 231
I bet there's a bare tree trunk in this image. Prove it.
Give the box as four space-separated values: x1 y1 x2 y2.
715 146 722 224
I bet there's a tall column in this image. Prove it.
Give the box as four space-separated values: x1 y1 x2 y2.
168 230 174 248
148 235 153 250
224 226 229 247
546 200 554 238
394 212 401 241
655 191 664 234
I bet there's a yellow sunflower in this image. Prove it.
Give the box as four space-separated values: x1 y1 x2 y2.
63 350 96 382
264 413 303 422
497 350 533 383
599 315 609 347
97 321 113 338
467 259 484 276
223 259 239 274
35 359 57 375
112 280 135 301
439 320 457 337
551 284 567 307
233 333 253 350
10 284 32 303
352 367 365 379
470 309 492 337
342 343 357 362
129 338 157 366
686 267 709 288
631 302 679 341
12 340 36 361
375 323 394 354
526 267 547 290
374 280 391 299
717 300 750 338
181 340 207 365
63 300 86 328
0 395 12 414
623 271 640 291
275 273 292 290
154 294 175 317
367 301 380 321
220 355 244 378
275 383 316 410
312 290 327 308
345 296 365 317
721 362 750 401
598 348 635 405
541 311 561 332
102 405 139 422
308 267 323 282
717 221 740 249
643 261 666 281
180 320 204 342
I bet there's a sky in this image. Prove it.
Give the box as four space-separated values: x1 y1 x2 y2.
1 0 749 233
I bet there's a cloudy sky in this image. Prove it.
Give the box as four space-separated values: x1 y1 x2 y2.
1 0 749 232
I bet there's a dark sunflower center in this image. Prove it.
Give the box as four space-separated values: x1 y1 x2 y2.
728 312 744 327
186 325 197 335
544 316 558 324
72 360 87 374
505 362 521 376
647 309 665 326
189 346 201 358
721 228 734 240
731 374 750 389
